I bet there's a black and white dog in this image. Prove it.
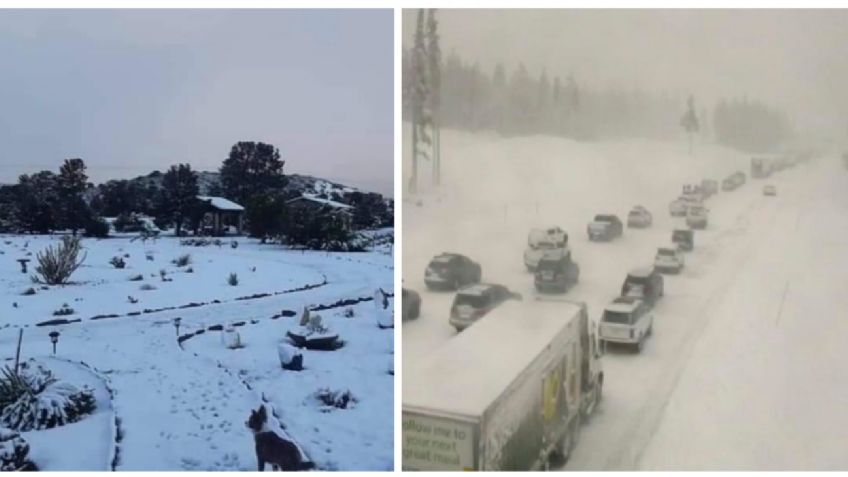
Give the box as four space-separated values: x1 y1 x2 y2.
246 405 314 471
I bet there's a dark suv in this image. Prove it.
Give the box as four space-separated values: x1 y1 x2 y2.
449 283 521 331
534 249 580 293
424 253 482 291
620 266 664 309
402 288 421 321
587 214 624 241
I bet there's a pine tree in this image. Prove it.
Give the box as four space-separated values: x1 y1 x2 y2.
57 158 90 236
680 95 700 155
426 9 442 186
162 163 199 237
219 142 287 205
408 9 431 194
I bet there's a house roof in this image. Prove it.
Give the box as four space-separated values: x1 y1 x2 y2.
196 196 245 212
287 194 353 210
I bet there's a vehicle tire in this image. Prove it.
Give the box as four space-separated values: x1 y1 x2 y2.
635 337 644 353
647 324 653 336
412 302 421 319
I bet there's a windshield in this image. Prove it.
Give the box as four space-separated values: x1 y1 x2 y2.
453 294 486 309
657 248 676 256
537 260 562 272
428 260 451 272
603 310 633 324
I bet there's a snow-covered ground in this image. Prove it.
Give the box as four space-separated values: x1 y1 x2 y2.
0 235 393 470
403 128 847 469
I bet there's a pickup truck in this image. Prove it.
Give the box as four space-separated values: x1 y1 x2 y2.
524 227 568 271
403 299 604 470
587 214 623 241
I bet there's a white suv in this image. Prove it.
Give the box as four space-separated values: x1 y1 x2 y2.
654 246 685 274
599 297 653 353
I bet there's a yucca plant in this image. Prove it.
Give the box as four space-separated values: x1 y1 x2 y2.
33 236 87 285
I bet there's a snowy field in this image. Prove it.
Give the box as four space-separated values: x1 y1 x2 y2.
0 233 393 470
403 128 848 470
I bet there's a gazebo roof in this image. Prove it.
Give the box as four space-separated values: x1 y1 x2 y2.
196 196 245 212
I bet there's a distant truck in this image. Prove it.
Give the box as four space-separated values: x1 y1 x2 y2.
402 299 604 471
751 157 771 179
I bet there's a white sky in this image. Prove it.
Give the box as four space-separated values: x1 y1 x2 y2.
0 9 394 196
403 9 848 140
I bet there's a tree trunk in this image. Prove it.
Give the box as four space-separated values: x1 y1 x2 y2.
409 118 418 194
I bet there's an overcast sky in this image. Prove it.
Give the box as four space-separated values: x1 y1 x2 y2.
0 9 393 196
403 9 848 140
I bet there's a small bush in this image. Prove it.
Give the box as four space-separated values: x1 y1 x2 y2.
227 273 239 286
128 274 144 282
33 236 87 285
0 362 96 432
0 428 36 471
185 267 194 274
109 256 126 269
127 296 138 304
343 308 355 318
230 241 239 249
159 269 172 282
139 284 157 291
113 212 144 233
171 254 191 267
52 304 74 316
145 253 154 261
83 217 110 238
20 288 35 296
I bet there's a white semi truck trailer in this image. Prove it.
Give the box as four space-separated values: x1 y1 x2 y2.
402 298 604 471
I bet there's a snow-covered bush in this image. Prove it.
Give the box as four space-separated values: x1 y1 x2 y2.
0 362 96 432
33 236 86 285
20 288 36 296
0 427 36 471
52 303 75 316
109 256 126 269
128 274 144 281
171 254 191 267
139 283 157 291
313 388 357 410
343 308 355 318
228 273 239 286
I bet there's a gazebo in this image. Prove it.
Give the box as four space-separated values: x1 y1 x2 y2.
196 196 245 235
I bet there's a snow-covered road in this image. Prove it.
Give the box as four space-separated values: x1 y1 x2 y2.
403 129 847 469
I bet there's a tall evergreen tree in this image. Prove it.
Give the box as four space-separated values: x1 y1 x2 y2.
219 141 287 205
162 163 199 237
680 95 700 155
408 9 431 194
57 158 90 235
426 9 442 186
16 171 59 234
